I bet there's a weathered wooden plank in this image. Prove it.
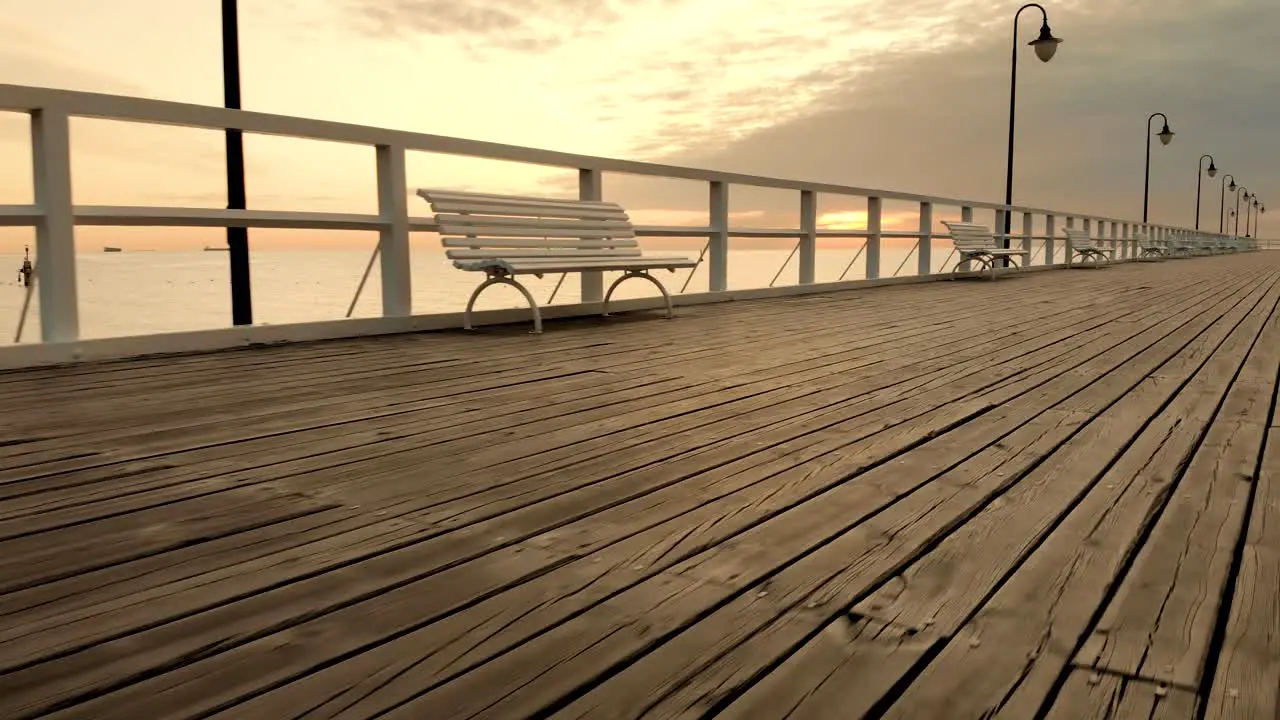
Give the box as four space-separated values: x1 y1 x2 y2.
315 270 1271 719
540 272 1277 720
715 614 936 720
0 317 1118 713
0 486 340 595
872 277 1280 718
1044 670 1199 720
0 256 1271 720
12 267 1239 717
1202 428 1280 720
1074 296 1280 688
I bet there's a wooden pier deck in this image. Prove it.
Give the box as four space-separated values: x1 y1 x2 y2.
1 253 1278 719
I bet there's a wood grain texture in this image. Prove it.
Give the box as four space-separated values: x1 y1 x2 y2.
0 254 1276 719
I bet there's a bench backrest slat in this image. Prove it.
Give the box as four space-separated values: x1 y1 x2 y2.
419 188 640 261
941 221 1000 251
1062 228 1102 249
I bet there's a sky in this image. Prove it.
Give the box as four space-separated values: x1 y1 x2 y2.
0 0 1277 250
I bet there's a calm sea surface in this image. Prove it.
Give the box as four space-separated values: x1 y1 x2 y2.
0 243 1061 344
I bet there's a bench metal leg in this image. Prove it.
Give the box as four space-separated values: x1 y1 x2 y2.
952 254 991 280
992 255 1020 279
465 273 543 334
602 270 675 320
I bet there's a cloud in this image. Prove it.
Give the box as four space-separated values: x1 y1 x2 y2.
591 0 1280 231
345 0 674 52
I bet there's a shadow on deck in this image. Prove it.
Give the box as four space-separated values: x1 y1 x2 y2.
0 253 1277 719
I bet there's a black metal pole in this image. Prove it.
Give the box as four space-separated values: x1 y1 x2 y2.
1142 113 1166 223
1235 187 1247 236
1220 174 1234 234
1194 154 1213 231
222 0 252 326
1003 3 1050 265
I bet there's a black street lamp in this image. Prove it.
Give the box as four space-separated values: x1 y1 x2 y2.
1194 154 1217 231
1247 197 1261 238
1220 175 1236 233
1001 3 1062 255
222 0 252 325
1142 113 1174 223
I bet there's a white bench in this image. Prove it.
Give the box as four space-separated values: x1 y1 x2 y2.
418 189 697 334
1134 232 1166 260
940 221 1027 279
1166 234 1197 256
1063 228 1113 266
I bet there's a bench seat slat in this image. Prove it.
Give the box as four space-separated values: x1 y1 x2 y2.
446 248 643 259
442 237 640 250
959 248 1026 256
437 225 635 239
454 256 697 274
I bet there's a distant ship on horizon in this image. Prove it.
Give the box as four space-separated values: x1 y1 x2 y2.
104 246 122 252
203 246 230 252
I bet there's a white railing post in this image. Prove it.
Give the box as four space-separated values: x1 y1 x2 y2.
799 190 816 284
918 201 933 276
1045 214 1056 264
375 143 411 317
709 181 729 292
1022 212 1033 263
866 196 882 280
1110 221 1119 259
30 107 79 343
579 168 604 303
1122 223 1131 259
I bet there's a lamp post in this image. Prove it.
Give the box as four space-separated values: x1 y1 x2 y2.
1002 3 1062 257
1142 113 1174 223
222 0 252 325
1220 175 1236 234
1234 186 1249 237
1194 154 1217 231
1247 198 1260 238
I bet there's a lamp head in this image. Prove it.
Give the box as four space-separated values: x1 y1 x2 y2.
1229 179 1237 192
1157 123 1174 146
1206 161 1218 178
1030 24 1063 62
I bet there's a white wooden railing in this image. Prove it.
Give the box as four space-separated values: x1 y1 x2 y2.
0 83 1251 364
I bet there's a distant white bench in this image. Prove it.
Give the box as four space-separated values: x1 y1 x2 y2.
940 221 1027 279
1063 228 1113 266
1133 232 1166 260
1166 234 1197 256
418 189 697 334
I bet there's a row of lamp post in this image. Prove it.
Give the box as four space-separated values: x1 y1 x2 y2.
1005 4 1264 247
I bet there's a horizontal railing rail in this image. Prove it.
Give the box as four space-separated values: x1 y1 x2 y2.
0 82 1257 360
